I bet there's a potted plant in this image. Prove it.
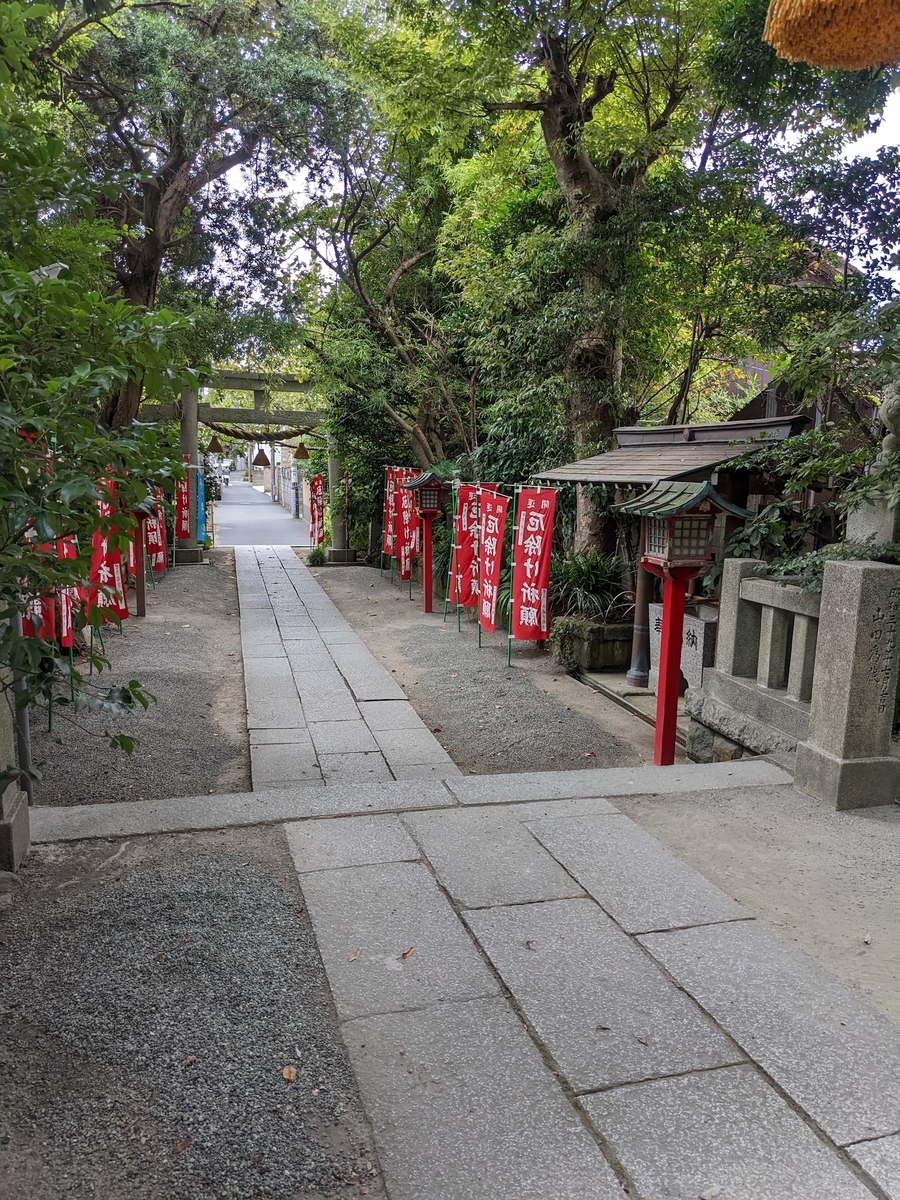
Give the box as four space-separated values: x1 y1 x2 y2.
548 552 635 673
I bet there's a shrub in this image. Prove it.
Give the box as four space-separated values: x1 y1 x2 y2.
549 552 633 621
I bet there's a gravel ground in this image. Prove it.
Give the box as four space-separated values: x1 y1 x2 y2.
311 563 655 773
0 826 385 1200
30 549 250 806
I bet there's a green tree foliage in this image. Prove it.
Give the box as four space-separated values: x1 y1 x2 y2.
305 0 898 546
41 0 332 424
0 5 186 751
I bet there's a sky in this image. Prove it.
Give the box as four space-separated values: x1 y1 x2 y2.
844 89 900 158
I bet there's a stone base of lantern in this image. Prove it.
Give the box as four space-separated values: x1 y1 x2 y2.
326 548 357 564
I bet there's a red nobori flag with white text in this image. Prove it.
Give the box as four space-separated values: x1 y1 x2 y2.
394 468 421 580
309 474 325 545
56 537 80 648
477 488 508 634
22 589 55 642
175 458 190 540
383 468 396 556
146 490 167 574
448 484 476 606
449 484 497 607
511 487 556 640
87 491 129 622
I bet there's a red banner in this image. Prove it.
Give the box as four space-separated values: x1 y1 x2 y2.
309 474 325 545
478 488 508 634
56 537 79 648
175 457 190 540
511 487 556 641
448 484 495 607
393 468 420 580
22 591 55 642
146 490 167 574
87 491 129 623
448 484 476 607
383 467 396 556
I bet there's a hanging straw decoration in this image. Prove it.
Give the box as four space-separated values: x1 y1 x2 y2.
763 0 900 70
252 448 271 467
206 434 224 454
293 444 310 460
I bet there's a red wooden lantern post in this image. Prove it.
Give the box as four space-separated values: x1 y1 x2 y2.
400 472 448 613
616 482 750 766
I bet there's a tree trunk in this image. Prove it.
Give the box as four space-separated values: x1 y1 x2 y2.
532 36 645 550
101 244 163 428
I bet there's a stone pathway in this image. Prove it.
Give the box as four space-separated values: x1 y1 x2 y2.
29 549 900 1200
237 545 459 787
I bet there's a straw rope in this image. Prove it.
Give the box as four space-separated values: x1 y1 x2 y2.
763 0 900 69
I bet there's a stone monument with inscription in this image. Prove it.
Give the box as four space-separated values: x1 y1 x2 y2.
648 602 717 692
794 559 900 810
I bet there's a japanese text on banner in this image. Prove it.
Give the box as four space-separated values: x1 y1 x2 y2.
383 468 396 556
511 487 556 641
87 489 129 623
309 474 325 545
145 489 167 575
449 484 497 608
478 488 508 634
175 457 190 540
393 468 421 581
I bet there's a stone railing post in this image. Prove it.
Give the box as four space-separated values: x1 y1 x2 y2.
785 614 818 703
714 559 767 677
756 605 789 690
795 560 900 809
0 688 29 870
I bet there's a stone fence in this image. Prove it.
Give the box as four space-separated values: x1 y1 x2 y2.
686 557 900 810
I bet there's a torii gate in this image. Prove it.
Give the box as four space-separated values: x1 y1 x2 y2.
139 370 340 563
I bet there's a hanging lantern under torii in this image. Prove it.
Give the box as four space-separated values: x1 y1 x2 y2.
763 0 900 70
252 448 271 467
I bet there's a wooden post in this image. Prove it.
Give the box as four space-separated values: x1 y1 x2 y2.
626 563 652 687
134 519 147 617
421 513 434 613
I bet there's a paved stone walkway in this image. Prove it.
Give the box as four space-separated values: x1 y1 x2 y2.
30 549 900 1200
237 545 460 787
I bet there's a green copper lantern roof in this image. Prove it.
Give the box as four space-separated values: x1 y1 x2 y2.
613 480 752 519
399 470 447 490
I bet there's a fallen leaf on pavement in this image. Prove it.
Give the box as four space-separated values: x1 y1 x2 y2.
348 949 361 962
153 953 163 962
184 1055 195 1065
282 1065 297 1082
583 751 596 758
347 1176 360 1186
172 1136 192 1156
401 946 415 959
864 932 872 944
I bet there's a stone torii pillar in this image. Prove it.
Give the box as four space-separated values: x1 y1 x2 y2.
326 441 354 562
175 384 204 564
